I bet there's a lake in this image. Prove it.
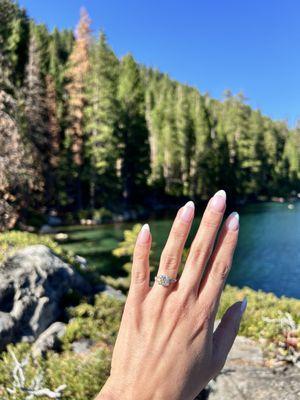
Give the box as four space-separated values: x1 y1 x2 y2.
59 202 300 299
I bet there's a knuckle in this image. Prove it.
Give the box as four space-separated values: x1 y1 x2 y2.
211 259 231 282
166 296 190 316
133 247 148 262
171 223 187 240
132 270 148 284
195 313 211 333
189 243 212 264
201 212 220 229
201 304 214 326
223 232 238 246
160 252 179 273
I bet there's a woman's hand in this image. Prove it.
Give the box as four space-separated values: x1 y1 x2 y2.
98 191 247 400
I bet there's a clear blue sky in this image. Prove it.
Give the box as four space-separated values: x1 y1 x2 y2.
19 0 300 126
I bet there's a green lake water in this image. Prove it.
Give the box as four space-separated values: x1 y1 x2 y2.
59 202 300 299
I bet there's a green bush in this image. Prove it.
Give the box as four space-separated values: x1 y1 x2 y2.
0 343 111 400
63 293 123 349
218 285 300 343
0 231 76 265
93 208 113 223
0 294 120 400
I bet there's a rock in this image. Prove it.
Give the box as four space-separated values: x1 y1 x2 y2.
54 233 69 242
32 322 66 358
71 338 94 354
74 254 88 270
47 215 62 227
0 245 92 349
0 312 15 348
95 283 126 301
206 336 300 400
39 224 56 234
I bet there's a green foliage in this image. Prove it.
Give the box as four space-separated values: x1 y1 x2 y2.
0 343 111 400
84 33 120 207
0 231 75 264
218 285 300 342
2 1 300 225
0 293 121 399
63 293 123 348
92 207 113 223
118 54 150 205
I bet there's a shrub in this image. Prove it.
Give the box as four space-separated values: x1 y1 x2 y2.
92 208 113 223
0 343 111 400
218 285 300 343
63 293 123 349
0 231 76 265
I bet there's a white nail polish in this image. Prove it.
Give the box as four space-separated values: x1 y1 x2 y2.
227 212 239 231
214 189 226 198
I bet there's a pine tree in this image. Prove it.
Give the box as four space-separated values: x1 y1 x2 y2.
65 8 90 168
145 73 168 188
118 54 150 207
85 32 120 208
45 74 60 168
24 29 47 153
162 83 181 195
0 88 43 230
176 85 194 195
0 0 29 87
64 8 91 209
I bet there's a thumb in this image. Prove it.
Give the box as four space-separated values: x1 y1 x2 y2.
212 298 247 371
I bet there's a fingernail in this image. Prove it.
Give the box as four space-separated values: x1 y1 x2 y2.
137 224 150 243
180 201 195 223
240 297 247 314
226 212 239 231
210 190 226 212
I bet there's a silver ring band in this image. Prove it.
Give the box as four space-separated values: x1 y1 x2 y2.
155 274 178 287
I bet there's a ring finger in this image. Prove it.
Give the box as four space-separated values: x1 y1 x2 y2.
154 201 195 291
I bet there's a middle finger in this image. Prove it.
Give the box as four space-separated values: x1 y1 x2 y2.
180 190 226 292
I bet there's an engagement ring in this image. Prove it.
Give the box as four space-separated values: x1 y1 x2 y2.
155 274 178 287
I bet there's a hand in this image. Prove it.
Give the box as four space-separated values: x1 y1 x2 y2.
98 191 247 400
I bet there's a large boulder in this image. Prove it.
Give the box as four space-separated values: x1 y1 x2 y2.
0 245 92 349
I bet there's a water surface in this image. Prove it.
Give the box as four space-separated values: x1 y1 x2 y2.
60 202 300 299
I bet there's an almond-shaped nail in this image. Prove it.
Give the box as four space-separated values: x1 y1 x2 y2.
240 297 247 315
180 201 195 223
226 212 239 231
210 190 226 212
137 224 150 244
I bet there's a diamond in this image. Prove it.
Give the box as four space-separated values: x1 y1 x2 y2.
156 274 171 287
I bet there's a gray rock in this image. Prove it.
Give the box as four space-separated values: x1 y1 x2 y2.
206 336 300 400
39 224 56 234
74 254 88 270
71 338 94 354
32 322 66 358
95 283 126 301
0 312 15 347
0 245 92 349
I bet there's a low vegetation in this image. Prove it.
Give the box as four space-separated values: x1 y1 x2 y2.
0 231 75 264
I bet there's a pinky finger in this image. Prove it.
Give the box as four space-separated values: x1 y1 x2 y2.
212 298 247 373
129 224 152 297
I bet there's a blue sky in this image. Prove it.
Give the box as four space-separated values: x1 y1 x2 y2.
19 0 300 126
